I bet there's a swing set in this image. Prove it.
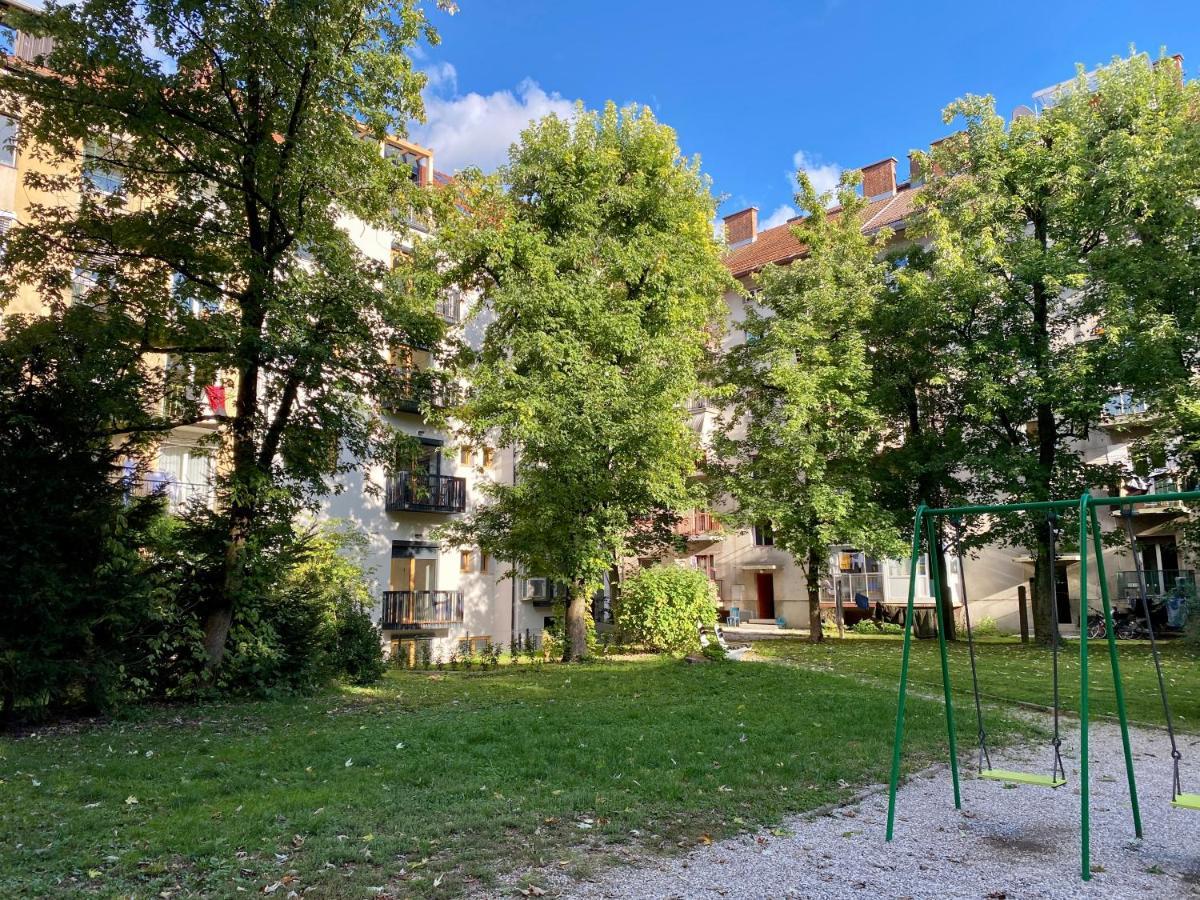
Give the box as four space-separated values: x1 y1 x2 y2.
886 489 1200 882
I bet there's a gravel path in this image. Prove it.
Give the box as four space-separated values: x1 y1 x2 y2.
551 719 1200 899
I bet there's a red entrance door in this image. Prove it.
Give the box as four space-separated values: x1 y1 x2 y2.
755 572 776 620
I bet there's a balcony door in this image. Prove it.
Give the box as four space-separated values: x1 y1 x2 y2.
391 554 437 593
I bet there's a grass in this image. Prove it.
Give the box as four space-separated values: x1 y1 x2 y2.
753 634 1200 731
0 656 1029 898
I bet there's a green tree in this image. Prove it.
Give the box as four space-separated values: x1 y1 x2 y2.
425 104 730 661
0 0 449 670
711 172 901 643
1077 56 1200 505
0 310 165 718
867 242 970 638
910 54 1195 641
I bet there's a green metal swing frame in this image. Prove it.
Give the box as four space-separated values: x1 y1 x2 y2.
885 489 1200 882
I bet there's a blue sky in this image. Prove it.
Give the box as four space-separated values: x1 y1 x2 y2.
410 0 1198 231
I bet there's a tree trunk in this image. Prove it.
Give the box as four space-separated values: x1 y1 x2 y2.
806 545 824 643
1032 538 1056 646
932 520 957 641
205 305 264 672
563 582 590 662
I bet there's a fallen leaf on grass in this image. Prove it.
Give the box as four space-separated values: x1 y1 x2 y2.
125 796 139 805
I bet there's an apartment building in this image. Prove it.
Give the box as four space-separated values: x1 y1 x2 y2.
324 148 544 661
1 1 546 659
686 154 1192 634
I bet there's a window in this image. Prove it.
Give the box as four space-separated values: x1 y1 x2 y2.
482 446 495 468
752 522 774 546
694 554 716 580
0 114 17 167
460 446 474 465
83 139 125 195
480 553 491 574
460 550 473 574
152 445 216 511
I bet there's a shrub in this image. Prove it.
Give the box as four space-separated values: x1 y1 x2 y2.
614 565 717 654
973 616 1000 638
0 311 170 719
700 639 727 662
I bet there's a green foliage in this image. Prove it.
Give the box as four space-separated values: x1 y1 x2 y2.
143 518 385 696
700 640 728 662
973 616 1001 638
711 170 902 638
907 52 1200 638
0 0 443 669
0 311 168 718
614 565 717 653
423 103 732 660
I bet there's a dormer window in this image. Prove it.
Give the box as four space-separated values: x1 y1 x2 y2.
382 141 427 186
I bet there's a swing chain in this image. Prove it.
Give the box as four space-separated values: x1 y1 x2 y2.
952 515 992 773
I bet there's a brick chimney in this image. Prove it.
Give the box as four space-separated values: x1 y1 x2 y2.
907 151 924 186
723 207 757 247
861 158 897 200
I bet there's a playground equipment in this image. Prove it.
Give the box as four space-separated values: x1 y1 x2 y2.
886 490 1200 882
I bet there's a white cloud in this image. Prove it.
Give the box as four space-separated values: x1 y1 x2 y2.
759 204 798 230
789 150 843 207
412 66 576 174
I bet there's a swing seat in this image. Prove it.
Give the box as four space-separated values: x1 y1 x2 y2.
1171 793 1200 810
979 768 1067 788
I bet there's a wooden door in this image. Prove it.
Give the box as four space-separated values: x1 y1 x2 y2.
755 572 775 620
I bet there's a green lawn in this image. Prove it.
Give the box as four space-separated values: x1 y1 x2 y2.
0 656 1027 898
753 635 1200 732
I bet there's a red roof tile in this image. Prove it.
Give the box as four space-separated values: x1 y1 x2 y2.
723 183 924 278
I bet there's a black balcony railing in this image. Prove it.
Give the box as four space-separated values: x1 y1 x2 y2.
381 590 464 629
381 368 461 414
385 472 466 513
1117 569 1195 600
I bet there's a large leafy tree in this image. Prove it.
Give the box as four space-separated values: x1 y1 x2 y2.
424 104 730 662
712 173 901 643
910 53 1198 641
0 0 448 670
867 242 970 638
1079 56 1200 496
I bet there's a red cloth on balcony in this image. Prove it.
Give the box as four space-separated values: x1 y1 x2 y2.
204 384 227 417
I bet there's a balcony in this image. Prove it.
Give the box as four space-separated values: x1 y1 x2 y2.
381 367 461 415
674 509 721 541
381 590 464 629
1111 477 1188 516
128 474 216 513
385 472 466 513
1116 569 1195 601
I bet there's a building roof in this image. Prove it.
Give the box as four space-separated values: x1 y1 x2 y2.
723 182 924 279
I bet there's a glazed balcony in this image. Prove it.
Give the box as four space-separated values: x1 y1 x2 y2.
1116 569 1195 601
381 590 464 629
385 472 466 514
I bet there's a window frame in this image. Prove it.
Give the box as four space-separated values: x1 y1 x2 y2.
0 112 18 168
